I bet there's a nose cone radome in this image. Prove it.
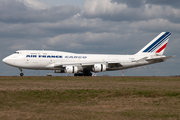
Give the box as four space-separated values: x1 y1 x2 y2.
2 57 7 63
2 57 13 66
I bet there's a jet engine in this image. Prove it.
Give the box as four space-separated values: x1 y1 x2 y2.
65 66 79 73
92 64 106 72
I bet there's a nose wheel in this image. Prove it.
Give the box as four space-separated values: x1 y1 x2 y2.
20 73 24 76
19 68 24 76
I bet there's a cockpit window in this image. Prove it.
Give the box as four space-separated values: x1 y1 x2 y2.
14 52 19 54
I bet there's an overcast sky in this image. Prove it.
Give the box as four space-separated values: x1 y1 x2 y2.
1 0 180 76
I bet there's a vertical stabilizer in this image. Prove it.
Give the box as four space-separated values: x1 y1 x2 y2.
136 32 171 55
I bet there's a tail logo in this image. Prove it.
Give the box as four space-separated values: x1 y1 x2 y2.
156 43 167 53
143 32 171 53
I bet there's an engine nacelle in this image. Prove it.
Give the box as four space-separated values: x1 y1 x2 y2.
92 64 106 72
65 66 79 73
54 70 65 73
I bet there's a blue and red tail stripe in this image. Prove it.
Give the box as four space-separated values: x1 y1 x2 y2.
143 32 171 53
156 43 167 53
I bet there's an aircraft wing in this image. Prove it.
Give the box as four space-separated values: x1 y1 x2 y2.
46 61 123 69
57 62 122 67
46 62 100 68
80 62 123 67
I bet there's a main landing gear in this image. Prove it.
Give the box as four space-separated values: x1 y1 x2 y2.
74 71 92 76
19 68 24 76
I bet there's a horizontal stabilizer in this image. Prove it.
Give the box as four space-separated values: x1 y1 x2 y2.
146 56 175 62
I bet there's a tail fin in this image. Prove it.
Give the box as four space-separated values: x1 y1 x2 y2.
136 32 171 55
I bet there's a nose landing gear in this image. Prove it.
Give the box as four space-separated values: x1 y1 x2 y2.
19 68 24 76
20 73 24 76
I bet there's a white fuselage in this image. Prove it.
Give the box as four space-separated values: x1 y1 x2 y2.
3 50 155 71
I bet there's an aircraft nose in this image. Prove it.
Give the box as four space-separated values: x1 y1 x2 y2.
2 57 13 65
2 57 7 63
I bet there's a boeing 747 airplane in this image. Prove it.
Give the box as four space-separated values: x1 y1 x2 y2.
2 32 174 76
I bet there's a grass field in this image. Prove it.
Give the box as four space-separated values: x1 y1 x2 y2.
0 76 179 120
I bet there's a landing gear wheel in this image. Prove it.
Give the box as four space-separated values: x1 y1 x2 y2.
84 71 92 76
84 73 92 76
20 73 24 76
74 73 84 76
19 68 24 77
